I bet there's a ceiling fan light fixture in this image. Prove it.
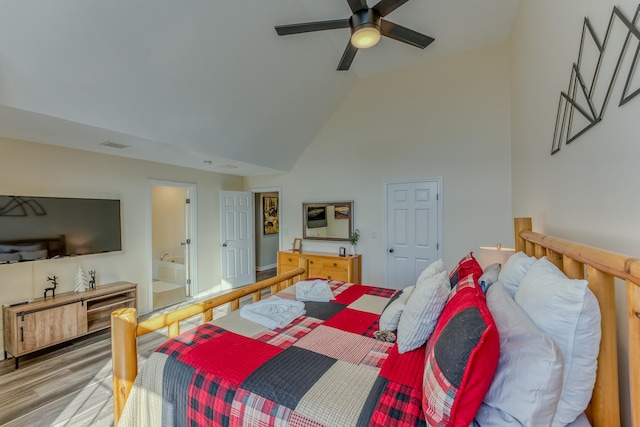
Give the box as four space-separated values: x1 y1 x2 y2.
351 24 381 49
275 0 434 70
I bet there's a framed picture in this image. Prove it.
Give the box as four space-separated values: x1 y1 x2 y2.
339 247 346 257
292 238 302 253
334 204 350 219
263 196 279 235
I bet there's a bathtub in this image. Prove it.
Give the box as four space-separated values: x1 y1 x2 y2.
153 256 186 284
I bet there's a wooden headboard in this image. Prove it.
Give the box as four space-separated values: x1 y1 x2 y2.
514 218 640 427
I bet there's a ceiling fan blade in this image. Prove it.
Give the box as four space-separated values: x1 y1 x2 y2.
372 0 410 17
380 19 434 48
337 42 358 70
275 19 350 36
347 0 368 13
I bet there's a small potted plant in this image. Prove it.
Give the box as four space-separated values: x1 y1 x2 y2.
349 229 360 255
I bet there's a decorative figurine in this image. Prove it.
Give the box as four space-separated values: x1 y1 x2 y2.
88 270 96 289
44 276 58 298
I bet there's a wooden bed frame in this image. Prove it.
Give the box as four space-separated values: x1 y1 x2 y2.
111 218 640 426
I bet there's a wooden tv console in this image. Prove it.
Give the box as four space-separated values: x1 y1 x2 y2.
2 281 137 369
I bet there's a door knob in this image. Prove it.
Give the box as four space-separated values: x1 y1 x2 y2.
222 242 228 247
389 248 394 253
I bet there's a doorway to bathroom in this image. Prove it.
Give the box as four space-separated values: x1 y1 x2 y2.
149 181 196 310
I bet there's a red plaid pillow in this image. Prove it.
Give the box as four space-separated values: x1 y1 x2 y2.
422 274 500 426
449 252 483 287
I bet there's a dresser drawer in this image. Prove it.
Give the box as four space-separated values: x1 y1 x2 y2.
278 253 299 270
323 258 349 272
322 270 349 282
306 256 325 270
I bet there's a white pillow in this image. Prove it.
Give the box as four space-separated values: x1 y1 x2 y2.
515 257 601 426
477 282 564 426
416 259 446 283
396 270 450 354
498 251 536 296
379 285 415 331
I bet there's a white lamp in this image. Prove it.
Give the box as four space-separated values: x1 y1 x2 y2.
350 25 381 49
476 243 515 269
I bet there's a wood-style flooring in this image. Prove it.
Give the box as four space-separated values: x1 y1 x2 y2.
0 268 277 427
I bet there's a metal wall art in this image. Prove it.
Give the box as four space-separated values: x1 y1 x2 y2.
0 196 47 216
552 4 640 155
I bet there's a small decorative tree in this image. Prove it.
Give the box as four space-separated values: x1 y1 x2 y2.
349 229 360 255
74 267 88 292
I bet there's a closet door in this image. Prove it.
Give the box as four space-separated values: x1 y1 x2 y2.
386 179 441 289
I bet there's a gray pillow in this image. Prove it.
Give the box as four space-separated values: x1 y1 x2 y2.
0 252 21 263
478 263 501 292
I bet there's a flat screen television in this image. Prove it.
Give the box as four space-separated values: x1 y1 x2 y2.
0 195 122 263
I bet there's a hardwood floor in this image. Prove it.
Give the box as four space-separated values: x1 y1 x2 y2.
256 266 277 282
0 269 278 426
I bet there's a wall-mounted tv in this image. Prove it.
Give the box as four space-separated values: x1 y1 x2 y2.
0 195 122 263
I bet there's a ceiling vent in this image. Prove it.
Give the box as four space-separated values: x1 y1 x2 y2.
100 141 130 149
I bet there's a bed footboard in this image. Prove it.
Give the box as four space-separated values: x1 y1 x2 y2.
111 261 309 425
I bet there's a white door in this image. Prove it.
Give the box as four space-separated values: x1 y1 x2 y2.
220 191 255 288
386 179 441 289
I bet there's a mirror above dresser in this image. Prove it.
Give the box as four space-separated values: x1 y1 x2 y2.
302 201 353 242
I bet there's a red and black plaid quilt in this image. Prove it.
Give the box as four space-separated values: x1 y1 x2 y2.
119 281 428 427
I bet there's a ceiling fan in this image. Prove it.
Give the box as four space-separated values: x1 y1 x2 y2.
274 0 434 71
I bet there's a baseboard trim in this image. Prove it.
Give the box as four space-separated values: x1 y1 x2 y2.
256 263 277 272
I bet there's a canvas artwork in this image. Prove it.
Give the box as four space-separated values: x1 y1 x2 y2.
263 196 279 235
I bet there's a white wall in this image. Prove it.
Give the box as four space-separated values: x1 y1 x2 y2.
0 137 243 354
246 42 513 286
511 1 640 424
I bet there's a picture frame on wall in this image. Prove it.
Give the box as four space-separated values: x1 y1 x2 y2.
292 238 302 253
263 196 279 235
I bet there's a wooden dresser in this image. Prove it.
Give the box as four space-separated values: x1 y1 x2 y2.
3 281 137 368
278 251 361 283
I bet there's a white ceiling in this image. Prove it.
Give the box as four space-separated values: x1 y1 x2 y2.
0 0 520 176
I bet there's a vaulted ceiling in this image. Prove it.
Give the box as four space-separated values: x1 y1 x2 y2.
0 0 519 175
